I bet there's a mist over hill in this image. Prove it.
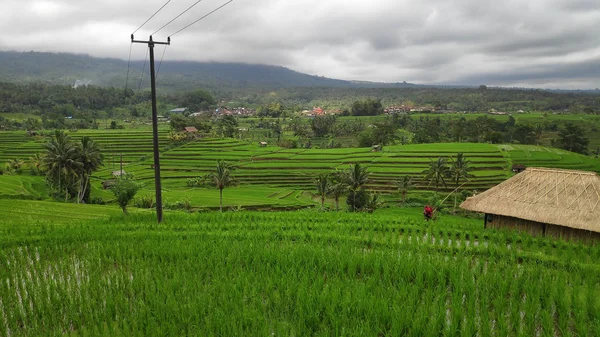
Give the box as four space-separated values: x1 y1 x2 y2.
0 51 422 91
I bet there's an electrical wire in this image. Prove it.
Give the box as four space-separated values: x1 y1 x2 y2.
132 0 174 35
169 0 234 37
124 42 133 91
138 48 149 92
156 45 168 80
152 0 205 35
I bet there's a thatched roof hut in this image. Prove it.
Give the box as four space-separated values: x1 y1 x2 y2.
461 167 600 239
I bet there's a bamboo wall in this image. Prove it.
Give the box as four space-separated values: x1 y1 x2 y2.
486 214 600 243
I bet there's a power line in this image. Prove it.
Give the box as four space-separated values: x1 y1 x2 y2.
156 45 168 80
152 0 205 36
125 42 133 90
169 0 234 37
132 0 174 34
138 48 149 92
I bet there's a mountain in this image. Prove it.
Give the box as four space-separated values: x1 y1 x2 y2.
0 51 421 91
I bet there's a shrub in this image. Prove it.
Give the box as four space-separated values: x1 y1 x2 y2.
134 195 154 208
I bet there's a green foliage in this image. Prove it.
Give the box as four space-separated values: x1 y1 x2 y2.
110 175 141 214
395 176 413 205
314 173 330 209
423 157 451 191
311 115 336 137
217 115 238 138
346 188 369 212
180 89 216 112
556 123 589 155
210 160 234 211
351 98 384 116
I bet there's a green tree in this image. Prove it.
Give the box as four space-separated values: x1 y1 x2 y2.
395 176 413 206
450 153 474 212
111 175 140 214
43 130 82 201
557 123 589 154
217 115 238 138
423 157 450 191
210 160 234 212
28 153 44 175
5 158 24 174
314 173 330 209
328 171 347 211
181 89 216 112
364 192 385 213
76 136 104 203
311 115 336 137
345 163 370 212
449 153 474 188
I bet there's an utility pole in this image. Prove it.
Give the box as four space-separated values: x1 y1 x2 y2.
131 34 170 223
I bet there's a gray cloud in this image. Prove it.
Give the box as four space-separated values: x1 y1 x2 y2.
1 0 600 88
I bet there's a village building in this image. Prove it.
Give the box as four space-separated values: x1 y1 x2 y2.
184 126 198 133
112 170 126 178
169 108 187 114
460 168 600 242
259 141 268 147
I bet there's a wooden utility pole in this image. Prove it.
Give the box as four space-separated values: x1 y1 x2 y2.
131 34 170 223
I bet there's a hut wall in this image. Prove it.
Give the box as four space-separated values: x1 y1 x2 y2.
545 224 600 243
486 215 545 236
487 214 600 243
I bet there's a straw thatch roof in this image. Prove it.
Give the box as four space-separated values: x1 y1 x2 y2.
460 167 600 233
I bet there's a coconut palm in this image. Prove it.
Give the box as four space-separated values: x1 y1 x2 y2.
6 158 24 174
450 153 474 188
328 171 347 211
422 157 450 191
345 163 370 212
27 153 44 175
314 173 330 209
210 160 234 212
395 175 413 206
450 153 474 212
346 163 369 191
43 130 82 201
76 136 104 203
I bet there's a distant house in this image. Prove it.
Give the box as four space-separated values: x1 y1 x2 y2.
184 126 198 133
259 141 268 147
512 164 526 173
461 168 600 242
170 108 187 114
371 144 382 152
112 170 126 178
102 180 116 190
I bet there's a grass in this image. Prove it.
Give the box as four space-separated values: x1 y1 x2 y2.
0 209 598 336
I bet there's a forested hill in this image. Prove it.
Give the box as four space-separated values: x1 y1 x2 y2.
0 51 420 91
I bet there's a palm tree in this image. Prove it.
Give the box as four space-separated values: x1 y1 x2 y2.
422 157 450 192
210 160 234 212
6 158 24 174
43 131 81 201
346 163 369 191
28 153 44 175
328 171 347 211
450 153 474 188
395 175 413 206
314 173 330 209
76 136 104 203
450 153 474 212
346 163 370 212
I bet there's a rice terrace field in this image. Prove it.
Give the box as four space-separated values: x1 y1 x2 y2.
1 129 600 336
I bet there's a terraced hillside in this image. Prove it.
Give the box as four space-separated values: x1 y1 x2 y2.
3 129 599 208
0 130 169 166
118 141 511 194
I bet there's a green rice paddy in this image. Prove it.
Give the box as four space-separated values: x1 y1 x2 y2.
0 207 598 336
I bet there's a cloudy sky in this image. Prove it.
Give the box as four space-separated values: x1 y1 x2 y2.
1 0 600 88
